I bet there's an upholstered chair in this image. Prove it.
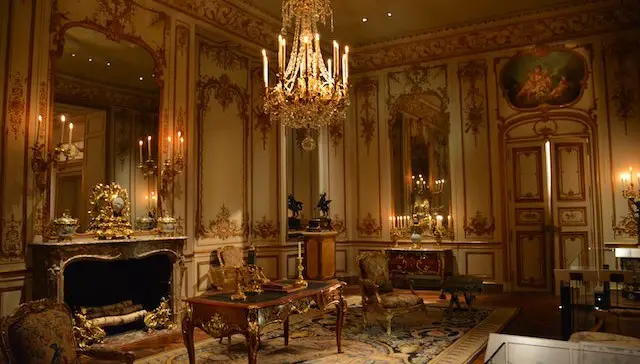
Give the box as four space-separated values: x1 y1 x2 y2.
358 251 427 335
208 246 245 291
0 299 134 364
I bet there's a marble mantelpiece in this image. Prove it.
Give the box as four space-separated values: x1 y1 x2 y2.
31 236 186 324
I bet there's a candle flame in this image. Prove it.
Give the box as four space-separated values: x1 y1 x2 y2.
168 136 172 142
139 140 143 146
68 122 74 130
61 115 66 122
177 131 182 138
147 135 152 141
37 115 42 121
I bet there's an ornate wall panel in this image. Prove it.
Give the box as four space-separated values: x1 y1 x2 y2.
250 68 279 241
558 207 587 227
559 232 588 268
196 37 249 244
465 252 495 280
555 143 586 201
512 147 544 203
603 36 640 240
1 0 33 262
515 232 547 288
458 60 495 239
354 77 382 238
328 123 347 239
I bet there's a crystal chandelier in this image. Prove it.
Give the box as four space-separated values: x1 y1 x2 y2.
262 0 350 150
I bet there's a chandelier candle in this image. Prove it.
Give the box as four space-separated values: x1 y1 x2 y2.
138 140 143 161
147 136 152 160
60 115 66 143
68 122 74 147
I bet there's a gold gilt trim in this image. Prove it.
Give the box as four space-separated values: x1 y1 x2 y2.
463 211 496 238
357 213 382 237
613 206 638 239
200 41 245 71
328 122 343 149
1 214 22 261
251 216 279 240
332 214 346 235
604 37 640 135
356 78 378 153
350 1 640 72
197 74 249 122
458 61 487 146
200 204 243 240
7 72 26 140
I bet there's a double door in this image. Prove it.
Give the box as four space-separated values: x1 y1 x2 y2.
507 138 595 292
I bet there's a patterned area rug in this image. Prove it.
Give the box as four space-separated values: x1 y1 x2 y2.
138 303 518 364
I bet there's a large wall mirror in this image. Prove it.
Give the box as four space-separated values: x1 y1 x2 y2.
390 91 452 235
51 27 160 232
286 129 319 236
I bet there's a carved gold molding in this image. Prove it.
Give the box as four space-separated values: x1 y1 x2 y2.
357 213 382 237
200 204 243 240
332 214 346 235
7 72 26 140
200 41 246 71
463 211 496 238
251 216 279 240
351 1 640 72
604 37 639 135
458 61 487 145
197 74 249 122
1 214 22 261
356 78 378 153
328 123 343 149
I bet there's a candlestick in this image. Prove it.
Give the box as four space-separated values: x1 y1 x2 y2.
138 140 143 161
436 215 443 228
180 136 184 157
36 115 42 142
60 115 66 144
297 242 301 258
167 136 172 160
314 33 320 76
333 41 339 76
447 215 451 227
262 49 268 88
68 122 74 147
344 45 349 82
147 135 152 160
278 35 283 73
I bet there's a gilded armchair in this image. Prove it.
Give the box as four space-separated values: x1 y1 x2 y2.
358 251 427 335
0 299 134 364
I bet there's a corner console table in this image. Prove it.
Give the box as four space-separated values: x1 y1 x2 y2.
302 230 338 280
31 236 186 326
385 248 454 290
182 279 346 364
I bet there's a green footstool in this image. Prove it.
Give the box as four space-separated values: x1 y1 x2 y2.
442 275 483 310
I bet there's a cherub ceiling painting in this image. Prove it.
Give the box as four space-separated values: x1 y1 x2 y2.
500 48 588 110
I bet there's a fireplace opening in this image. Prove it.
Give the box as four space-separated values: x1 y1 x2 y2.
64 254 172 335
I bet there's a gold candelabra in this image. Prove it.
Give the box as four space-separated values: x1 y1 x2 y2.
230 267 247 301
32 140 81 192
138 158 157 178
294 257 308 288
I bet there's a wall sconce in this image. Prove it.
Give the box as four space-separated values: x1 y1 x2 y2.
138 136 157 178
159 132 185 204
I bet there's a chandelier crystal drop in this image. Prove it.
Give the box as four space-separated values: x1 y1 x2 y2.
262 0 349 131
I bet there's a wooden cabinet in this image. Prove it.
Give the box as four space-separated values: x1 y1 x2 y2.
303 231 338 280
386 248 454 290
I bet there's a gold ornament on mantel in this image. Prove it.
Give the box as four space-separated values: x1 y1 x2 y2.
262 0 349 150
88 182 133 240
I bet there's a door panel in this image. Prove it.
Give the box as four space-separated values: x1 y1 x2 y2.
508 144 552 291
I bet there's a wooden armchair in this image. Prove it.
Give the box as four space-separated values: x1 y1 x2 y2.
0 299 134 364
358 251 427 335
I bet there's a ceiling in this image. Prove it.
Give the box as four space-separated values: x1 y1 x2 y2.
56 27 160 93
239 0 577 46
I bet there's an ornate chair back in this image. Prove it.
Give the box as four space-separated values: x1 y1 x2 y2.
218 246 244 268
0 299 79 364
358 251 394 295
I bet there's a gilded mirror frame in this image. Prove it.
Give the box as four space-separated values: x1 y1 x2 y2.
39 17 167 239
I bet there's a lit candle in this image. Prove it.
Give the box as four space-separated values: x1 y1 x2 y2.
278 35 283 73
68 122 74 146
636 173 640 186
261 49 268 88
342 54 347 85
389 216 393 230
447 215 451 227
180 136 184 156
145 195 149 210
167 136 172 160
297 242 302 258
327 58 332 82
138 140 143 161
147 135 152 160
60 115 66 143
36 115 42 142
314 33 320 76
344 45 349 83
177 131 183 156
436 215 443 228
333 41 339 76
303 36 309 77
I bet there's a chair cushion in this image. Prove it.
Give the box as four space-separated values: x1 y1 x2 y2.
8 308 78 364
380 293 424 308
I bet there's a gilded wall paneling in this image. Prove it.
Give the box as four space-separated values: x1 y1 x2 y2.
465 252 495 280
515 231 547 288
555 143 586 201
559 232 589 268
354 77 382 238
196 37 249 243
458 60 495 238
1 0 34 262
327 99 348 239
512 147 544 203
603 36 640 240
350 1 640 72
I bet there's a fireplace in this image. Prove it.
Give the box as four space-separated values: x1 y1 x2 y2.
63 254 172 334
31 236 185 340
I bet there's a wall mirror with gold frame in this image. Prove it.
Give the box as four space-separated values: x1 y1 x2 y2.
286 128 319 235
49 27 161 233
390 93 452 235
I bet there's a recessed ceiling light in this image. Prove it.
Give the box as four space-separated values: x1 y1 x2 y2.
106 62 111 66
71 53 76 57
139 76 144 81
387 12 392 17
88 58 92 62
151 74 155 78
362 17 368 22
